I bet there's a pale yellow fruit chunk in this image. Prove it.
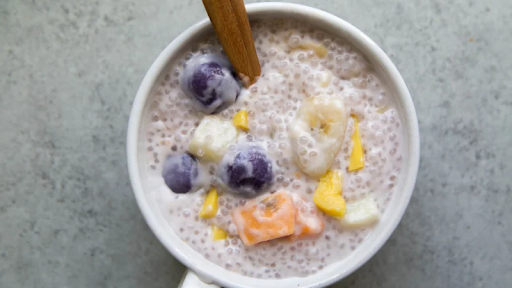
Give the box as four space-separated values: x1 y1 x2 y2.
232 109 249 131
188 116 237 161
348 115 365 172
198 188 218 219
211 225 228 241
376 105 389 114
339 197 380 229
299 41 329 58
313 170 346 218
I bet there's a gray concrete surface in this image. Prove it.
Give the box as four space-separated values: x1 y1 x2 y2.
1 0 511 287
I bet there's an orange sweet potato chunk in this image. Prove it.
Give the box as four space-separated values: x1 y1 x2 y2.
289 196 324 241
232 191 296 246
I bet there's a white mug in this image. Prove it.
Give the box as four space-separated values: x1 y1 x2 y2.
127 3 420 288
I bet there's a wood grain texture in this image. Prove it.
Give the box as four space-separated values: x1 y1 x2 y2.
202 0 261 85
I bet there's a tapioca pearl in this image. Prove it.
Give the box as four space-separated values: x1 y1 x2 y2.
313 32 325 41
150 112 160 122
287 35 301 48
296 146 308 157
216 195 227 206
274 174 286 184
255 125 269 137
336 54 351 69
173 134 182 142
297 52 307 62
370 122 381 132
266 140 277 151
351 77 367 88
375 93 387 107
379 114 389 124
374 132 384 141
311 57 319 67
247 120 259 132
361 72 373 83
322 38 332 48
278 123 287 132
325 52 335 64
347 92 361 104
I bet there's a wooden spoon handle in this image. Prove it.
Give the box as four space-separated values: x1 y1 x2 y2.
202 0 261 86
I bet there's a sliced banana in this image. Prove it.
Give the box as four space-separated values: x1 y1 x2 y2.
289 95 348 178
338 197 380 229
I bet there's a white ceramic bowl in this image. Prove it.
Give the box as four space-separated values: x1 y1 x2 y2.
127 3 419 288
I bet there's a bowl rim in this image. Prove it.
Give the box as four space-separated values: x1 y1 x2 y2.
127 2 420 287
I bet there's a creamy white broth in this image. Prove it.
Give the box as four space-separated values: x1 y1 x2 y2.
144 19 403 279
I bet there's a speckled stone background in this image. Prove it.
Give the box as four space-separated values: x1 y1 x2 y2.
1 0 511 287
